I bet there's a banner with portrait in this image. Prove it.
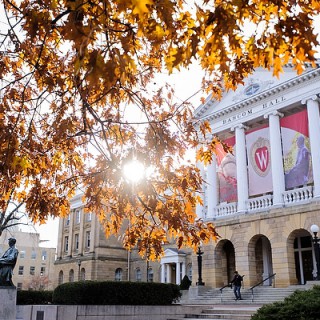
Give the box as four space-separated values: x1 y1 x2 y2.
216 137 237 203
280 110 312 189
245 125 273 196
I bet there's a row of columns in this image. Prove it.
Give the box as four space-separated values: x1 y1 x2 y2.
198 97 320 219
160 262 186 285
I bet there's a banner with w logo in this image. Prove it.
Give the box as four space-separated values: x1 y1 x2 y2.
246 125 273 196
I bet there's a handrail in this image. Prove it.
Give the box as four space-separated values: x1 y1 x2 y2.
219 275 245 303
249 273 276 302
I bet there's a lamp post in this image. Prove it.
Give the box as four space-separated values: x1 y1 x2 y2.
77 259 82 281
310 224 320 280
196 246 205 286
123 158 145 282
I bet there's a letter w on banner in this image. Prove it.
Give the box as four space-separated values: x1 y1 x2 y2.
246 125 273 196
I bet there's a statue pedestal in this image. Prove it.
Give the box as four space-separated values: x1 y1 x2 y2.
0 287 16 320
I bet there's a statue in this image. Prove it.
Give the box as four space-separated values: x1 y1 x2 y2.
0 238 19 286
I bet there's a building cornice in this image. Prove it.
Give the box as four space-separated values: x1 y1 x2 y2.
194 67 320 122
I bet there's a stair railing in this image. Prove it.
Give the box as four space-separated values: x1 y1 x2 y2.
219 275 245 303
249 273 276 302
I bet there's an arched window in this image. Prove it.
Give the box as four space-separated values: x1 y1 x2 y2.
147 268 153 282
58 271 64 285
135 268 142 282
80 268 86 281
69 269 74 282
115 268 123 281
187 263 192 281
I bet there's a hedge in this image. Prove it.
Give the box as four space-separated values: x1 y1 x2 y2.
251 285 320 320
52 281 181 305
17 290 53 305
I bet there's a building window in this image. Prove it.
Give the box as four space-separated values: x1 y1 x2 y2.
58 271 64 285
30 266 35 275
115 268 123 281
74 234 79 251
85 231 91 248
41 250 47 261
64 236 69 252
17 283 23 291
40 267 46 276
31 250 36 260
85 212 92 222
18 266 24 275
75 209 81 224
147 268 153 282
66 215 70 226
20 251 25 258
69 269 74 282
80 268 86 281
135 268 142 282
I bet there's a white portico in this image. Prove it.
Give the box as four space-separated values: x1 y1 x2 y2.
160 248 188 285
193 63 320 288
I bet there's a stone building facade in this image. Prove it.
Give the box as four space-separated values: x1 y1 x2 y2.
0 229 56 290
193 63 320 288
54 190 193 288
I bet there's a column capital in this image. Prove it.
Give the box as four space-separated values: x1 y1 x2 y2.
263 110 284 119
231 124 249 132
302 95 319 105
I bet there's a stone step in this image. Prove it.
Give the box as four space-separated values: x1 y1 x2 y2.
167 306 259 320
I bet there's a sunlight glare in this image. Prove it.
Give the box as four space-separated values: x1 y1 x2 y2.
123 159 145 183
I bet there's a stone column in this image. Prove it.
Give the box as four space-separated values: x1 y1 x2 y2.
57 218 64 259
90 214 97 253
303 96 320 198
232 124 249 212
176 262 181 285
161 263 166 283
207 156 218 219
196 162 205 219
78 207 85 255
166 264 171 283
265 111 285 206
67 211 74 257
181 262 186 279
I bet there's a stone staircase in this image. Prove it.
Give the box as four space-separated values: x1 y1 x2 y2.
182 285 306 305
167 305 260 320
169 285 309 320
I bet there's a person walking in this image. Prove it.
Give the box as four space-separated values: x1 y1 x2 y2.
230 271 243 300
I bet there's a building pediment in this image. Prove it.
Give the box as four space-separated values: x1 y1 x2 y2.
194 64 320 134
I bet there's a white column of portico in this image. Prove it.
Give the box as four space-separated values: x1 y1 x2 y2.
161 263 166 283
166 264 171 283
232 124 249 212
265 111 285 206
303 96 320 198
196 162 205 219
206 156 218 219
176 262 181 285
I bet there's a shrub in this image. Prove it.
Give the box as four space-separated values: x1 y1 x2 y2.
251 285 320 320
180 275 192 290
52 281 181 305
17 290 53 305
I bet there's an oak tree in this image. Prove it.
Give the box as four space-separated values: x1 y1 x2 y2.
0 0 319 258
